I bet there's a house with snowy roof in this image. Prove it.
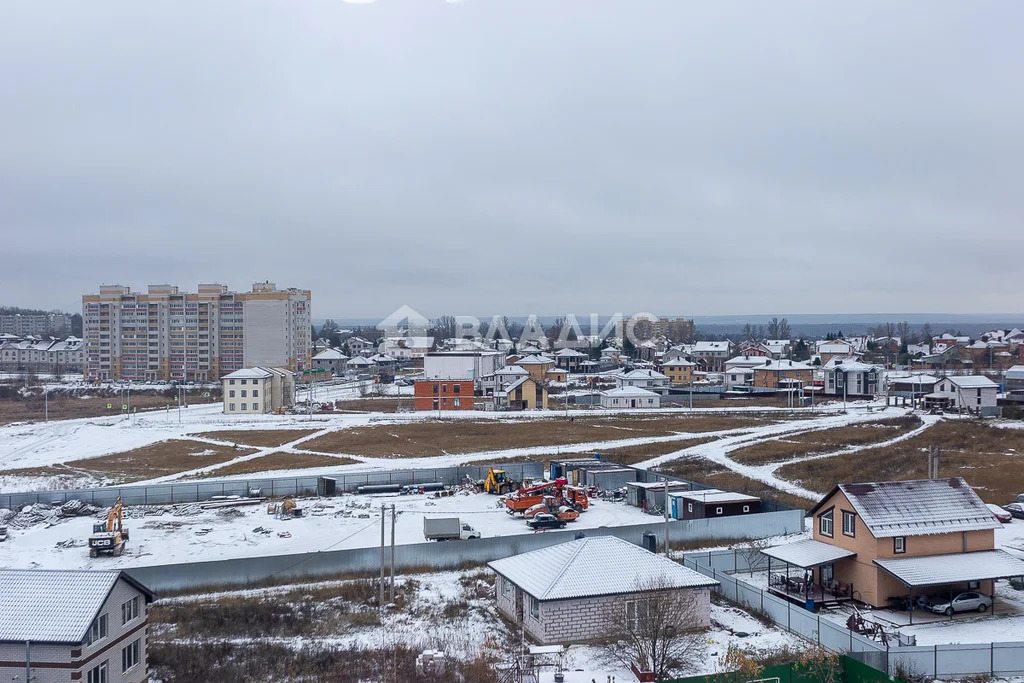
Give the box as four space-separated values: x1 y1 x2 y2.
822 358 881 397
312 348 349 375
0 569 155 683
927 375 999 416
222 367 295 414
762 478 1024 613
601 386 661 409
615 368 669 393
489 536 717 644
552 347 587 372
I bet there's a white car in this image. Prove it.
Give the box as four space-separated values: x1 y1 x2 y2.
928 591 993 616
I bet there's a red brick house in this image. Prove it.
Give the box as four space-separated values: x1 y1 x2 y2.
413 379 474 411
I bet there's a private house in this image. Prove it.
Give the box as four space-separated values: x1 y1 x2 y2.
1005 365 1024 391
662 358 696 385
498 376 548 410
927 375 999 417
222 367 295 414
553 347 587 372
817 342 855 366
765 340 792 359
752 360 814 389
413 379 474 411
345 336 374 356
692 341 733 370
668 489 761 520
545 367 568 383
311 348 349 376
480 364 531 395
887 374 940 400
736 340 772 357
822 358 881 398
601 386 661 409
423 350 504 382
515 354 556 381
379 336 435 360
0 569 155 683
725 355 771 371
489 536 718 645
345 356 374 375
615 369 669 392
762 478 1024 612
724 367 754 390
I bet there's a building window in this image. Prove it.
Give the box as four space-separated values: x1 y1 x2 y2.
229 403 235 411
229 379 235 385
894 536 906 554
229 390 235 398
241 390 247 397
819 509 834 537
968 580 980 589
503 576 512 596
454 398 461 407
626 597 658 631
687 503 693 513
240 403 247 410
453 384 461 394
715 507 723 515
121 596 140 624
121 639 141 672
252 390 258 397
742 505 750 513
87 661 108 683
86 614 107 645
530 595 540 620
842 511 856 537
432 384 439 394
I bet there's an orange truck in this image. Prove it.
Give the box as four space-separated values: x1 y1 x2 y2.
504 479 590 515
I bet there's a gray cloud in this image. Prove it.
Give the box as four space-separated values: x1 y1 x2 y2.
1 0 1022 317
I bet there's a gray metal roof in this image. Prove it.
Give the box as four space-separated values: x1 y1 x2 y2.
761 539 857 568
874 550 1024 587
488 536 718 601
837 478 1000 538
0 570 122 643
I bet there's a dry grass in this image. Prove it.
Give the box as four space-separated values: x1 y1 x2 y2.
1 439 256 482
198 451 358 477
598 437 717 465
332 398 402 413
662 396 794 409
657 457 812 511
0 392 217 425
301 415 774 458
775 419 1024 504
190 429 319 448
729 416 922 465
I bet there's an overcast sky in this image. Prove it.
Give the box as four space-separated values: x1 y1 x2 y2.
2 1 1022 318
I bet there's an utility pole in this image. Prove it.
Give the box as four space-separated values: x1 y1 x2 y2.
380 503 386 607
663 480 670 558
126 380 131 424
390 505 396 604
44 385 48 423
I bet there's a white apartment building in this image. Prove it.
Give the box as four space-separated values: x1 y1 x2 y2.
0 336 85 374
0 312 70 337
82 282 311 382
222 367 296 414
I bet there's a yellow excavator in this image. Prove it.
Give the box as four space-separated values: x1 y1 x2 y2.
88 497 129 558
482 468 519 495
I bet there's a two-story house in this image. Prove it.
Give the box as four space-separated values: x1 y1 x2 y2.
762 479 1024 615
0 569 155 683
928 375 999 417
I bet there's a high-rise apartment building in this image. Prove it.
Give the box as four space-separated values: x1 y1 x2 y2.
0 312 70 337
82 282 311 382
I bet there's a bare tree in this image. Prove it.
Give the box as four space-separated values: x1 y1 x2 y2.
742 323 755 342
597 578 707 680
431 315 457 341
777 318 791 340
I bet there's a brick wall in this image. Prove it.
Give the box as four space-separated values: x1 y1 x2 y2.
413 380 474 411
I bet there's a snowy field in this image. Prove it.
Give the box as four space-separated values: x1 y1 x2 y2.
0 489 657 571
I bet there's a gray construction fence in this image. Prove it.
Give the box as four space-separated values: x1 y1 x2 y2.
683 548 1024 680
0 462 546 510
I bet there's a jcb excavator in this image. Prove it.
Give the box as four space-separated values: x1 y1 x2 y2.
88 497 129 558
482 468 519 495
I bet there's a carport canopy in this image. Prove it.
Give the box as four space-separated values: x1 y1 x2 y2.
761 539 856 569
874 549 1024 587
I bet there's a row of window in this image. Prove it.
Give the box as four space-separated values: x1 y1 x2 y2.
819 509 905 553
228 389 258 398
85 638 141 683
229 403 262 411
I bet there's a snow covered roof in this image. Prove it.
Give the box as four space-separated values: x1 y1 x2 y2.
223 367 274 379
818 343 853 353
367 354 396 362
602 386 660 398
810 478 1000 539
495 365 529 376
726 367 754 375
620 369 668 380
515 355 555 365
545 367 567 374
347 356 372 365
761 539 857 569
756 360 813 372
1006 365 1024 380
947 375 998 389
889 374 939 385
0 569 153 643
694 341 731 352
823 358 879 372
874 550 1024 587
313 349 348 360
553 347 587 357
488 536 718 601
662 358 696 367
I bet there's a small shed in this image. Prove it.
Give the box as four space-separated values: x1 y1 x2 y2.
584 467 637 490
670 489 761 520
626 480 691 510
549 457 604 484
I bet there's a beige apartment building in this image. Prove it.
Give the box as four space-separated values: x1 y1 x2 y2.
82 282 311 382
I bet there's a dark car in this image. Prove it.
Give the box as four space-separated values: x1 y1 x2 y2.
526 513 567 530
1002 503 1024 520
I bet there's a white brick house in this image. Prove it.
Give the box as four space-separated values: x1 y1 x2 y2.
488 536 717 645
0 569 155 683
222 367 296 414
929 375 999 417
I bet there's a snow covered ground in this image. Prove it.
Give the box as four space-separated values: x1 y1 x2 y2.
0 490 657 571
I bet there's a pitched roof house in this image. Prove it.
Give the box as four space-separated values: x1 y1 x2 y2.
489 537 717 644
763 478 1024 611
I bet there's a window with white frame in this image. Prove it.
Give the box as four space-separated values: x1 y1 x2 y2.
894 536 906 554
121 596 140 624
121 639 140 672
85 614 107 645
625 597 659 631
503 576 512 596
819 509 834 537
86 661 108 683
842 510 856 537
240 403 247 410
229 403 235 411
529 595 540 620
252 389 258 397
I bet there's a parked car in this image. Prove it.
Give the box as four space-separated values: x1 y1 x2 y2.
928 592 993 616
526 513 567 530
987 503 1013 523
1002 502 1024 520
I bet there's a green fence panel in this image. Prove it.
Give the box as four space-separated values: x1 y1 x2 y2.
661 656 891 683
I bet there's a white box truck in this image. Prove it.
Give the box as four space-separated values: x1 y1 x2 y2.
423 517 481 541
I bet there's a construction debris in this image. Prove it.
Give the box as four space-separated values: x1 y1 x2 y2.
415 650 447 676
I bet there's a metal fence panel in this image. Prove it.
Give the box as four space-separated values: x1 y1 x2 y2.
993 642 1024 677
887 647 935 679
